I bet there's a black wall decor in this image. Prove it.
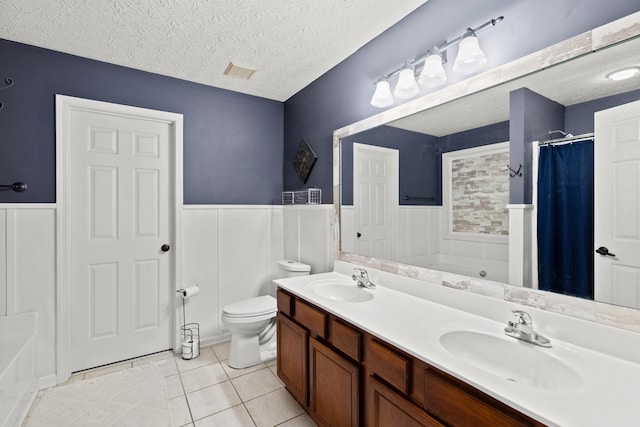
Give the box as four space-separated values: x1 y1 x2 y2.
293 139 317 183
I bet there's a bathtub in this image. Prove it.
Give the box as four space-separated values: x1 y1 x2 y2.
0 312 38 427
427 262 509 283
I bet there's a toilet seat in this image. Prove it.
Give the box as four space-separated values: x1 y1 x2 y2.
222 295 276 318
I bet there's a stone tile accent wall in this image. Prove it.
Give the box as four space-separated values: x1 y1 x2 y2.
451 151 509 235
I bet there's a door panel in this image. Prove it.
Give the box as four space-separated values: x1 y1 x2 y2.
70 108 172 371
595 99 640 309
353 143 398 260
89 262 118 338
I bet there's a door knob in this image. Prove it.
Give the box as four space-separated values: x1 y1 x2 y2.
161 244 171 252
595 246 615 257
356 232 362 238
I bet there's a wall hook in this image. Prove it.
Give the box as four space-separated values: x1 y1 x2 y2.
508 164 522 177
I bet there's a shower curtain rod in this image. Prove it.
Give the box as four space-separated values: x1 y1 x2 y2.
538 132 594 146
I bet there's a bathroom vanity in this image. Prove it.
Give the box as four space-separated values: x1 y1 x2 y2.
275 264 640 427
276 286 542 426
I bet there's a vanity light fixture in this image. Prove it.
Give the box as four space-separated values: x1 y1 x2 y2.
394 63 420 99
418 51 447 88
606 66 640 81
371 78 394 107
370 16 503 108
453 30 487 74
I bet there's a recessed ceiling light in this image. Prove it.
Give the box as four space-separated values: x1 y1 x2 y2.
606 66 640 81
223 62 257 80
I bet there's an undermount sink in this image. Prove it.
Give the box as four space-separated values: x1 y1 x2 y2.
437 328 584 392
307 278 374 302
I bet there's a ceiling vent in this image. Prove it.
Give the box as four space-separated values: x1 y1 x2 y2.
223 62 257 80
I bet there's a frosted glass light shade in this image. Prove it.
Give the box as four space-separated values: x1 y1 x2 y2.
394 68 420 99
370 80 394 108
453 34 487 75
418 53 447 88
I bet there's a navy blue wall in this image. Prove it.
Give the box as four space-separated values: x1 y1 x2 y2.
566 89 640 134
341 126 439 206
510 88 565 204
340 121 510 206
0 39 283 204
440 122 510 153
284 0 639 203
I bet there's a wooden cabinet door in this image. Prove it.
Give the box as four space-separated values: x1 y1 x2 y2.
277 313 308 406
309 337 359 427
367 376 444 427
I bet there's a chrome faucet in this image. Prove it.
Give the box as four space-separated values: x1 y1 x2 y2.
504 310 551 348
352 268 376 289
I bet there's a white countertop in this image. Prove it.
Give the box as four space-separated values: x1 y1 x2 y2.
275 267 640 427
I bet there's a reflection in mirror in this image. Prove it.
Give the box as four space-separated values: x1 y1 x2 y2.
341 122 509 281
339 34 640 309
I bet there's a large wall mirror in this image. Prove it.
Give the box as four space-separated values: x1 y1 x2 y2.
335 16 640 319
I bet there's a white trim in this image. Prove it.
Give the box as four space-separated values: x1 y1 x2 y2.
38 374 58 390
0 204 56 209
530 142 541 291
5 209 16 315
182 204 286 210
508 203 534 288
55 95 184 383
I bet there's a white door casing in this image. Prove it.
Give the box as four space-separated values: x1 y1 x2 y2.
56 95 183 380
353 143 398 260
594 99 640 309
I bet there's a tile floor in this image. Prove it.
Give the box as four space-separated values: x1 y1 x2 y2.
25 342 317 427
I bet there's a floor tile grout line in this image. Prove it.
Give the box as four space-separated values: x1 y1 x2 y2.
241 401 259 427
176 352 203 426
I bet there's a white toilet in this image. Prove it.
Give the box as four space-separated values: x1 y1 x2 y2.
221 260 311 369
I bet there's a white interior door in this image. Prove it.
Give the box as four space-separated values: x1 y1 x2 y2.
594 99 640 309
353 143 398 259
69 107 173 371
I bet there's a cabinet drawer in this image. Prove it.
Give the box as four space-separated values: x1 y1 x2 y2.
295 300 327 338
423 368 541 427
367 338 410 394
330 318 362 361
277 288 293 317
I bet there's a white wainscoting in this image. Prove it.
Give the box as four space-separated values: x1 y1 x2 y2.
397 206 440 267
341 204 508 280
181 203 333 345
282 204 334 275
1 203 335 383
181 205 285 345
0 205 56 381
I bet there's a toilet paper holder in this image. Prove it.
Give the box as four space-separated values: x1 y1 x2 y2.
181 323 200 360
177 285 200 360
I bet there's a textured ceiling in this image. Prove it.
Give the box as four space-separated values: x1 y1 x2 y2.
0 0 428 101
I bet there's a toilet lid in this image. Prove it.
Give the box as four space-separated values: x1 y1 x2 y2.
223 295 276 317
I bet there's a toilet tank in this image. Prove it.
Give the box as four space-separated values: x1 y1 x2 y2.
277 260 311 278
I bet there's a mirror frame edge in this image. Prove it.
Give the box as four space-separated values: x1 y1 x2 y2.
332 12 640 333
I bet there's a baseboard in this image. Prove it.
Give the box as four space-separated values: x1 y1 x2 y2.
200 333 231 348
39 373 57 389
